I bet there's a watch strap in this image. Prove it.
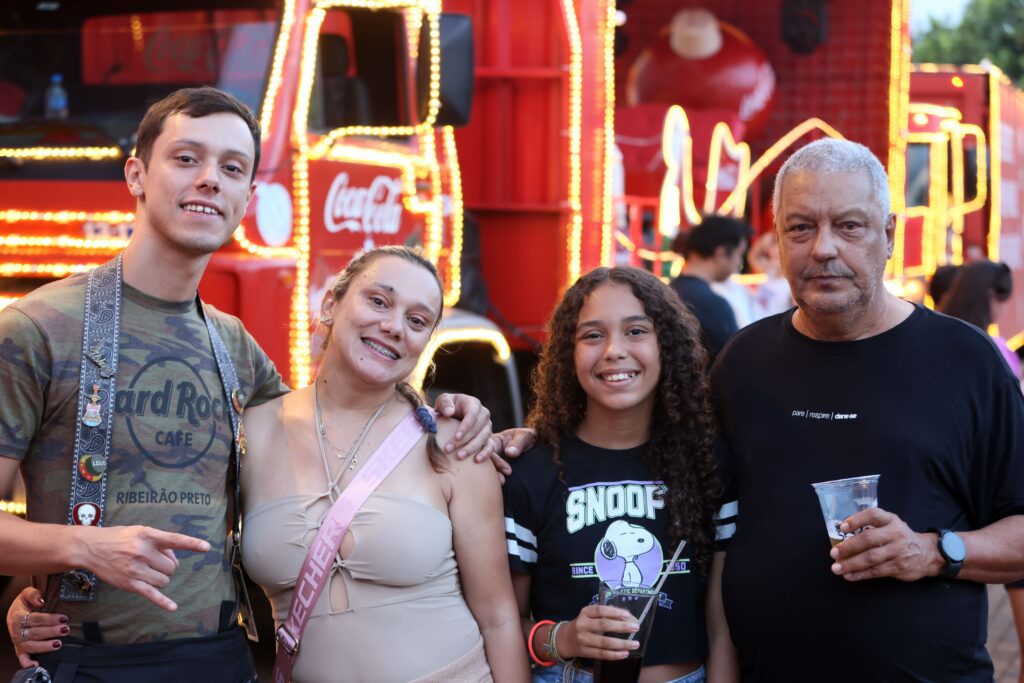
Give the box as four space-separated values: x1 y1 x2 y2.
928 527 964 579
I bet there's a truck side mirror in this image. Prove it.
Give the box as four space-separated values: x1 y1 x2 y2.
417 13 474 128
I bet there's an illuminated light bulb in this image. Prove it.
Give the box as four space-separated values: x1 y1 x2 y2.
988 68 1002 260
233 227 298 258
441 126 465 308
0 147 121 160
260 0 298 133
561 0 584 284
601 0 616 266
885 0 910 278
0 501 27 516
409 327 512 390
704 122 751 216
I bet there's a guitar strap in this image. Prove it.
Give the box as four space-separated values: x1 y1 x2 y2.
59 253 256 638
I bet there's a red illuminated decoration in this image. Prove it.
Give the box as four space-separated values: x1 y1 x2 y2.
626 8 776 139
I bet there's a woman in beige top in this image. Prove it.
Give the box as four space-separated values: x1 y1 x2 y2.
236 246 528 682
7 246 526 682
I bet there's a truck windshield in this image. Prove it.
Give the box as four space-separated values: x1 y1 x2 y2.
0 0 279 160
906 142 930 208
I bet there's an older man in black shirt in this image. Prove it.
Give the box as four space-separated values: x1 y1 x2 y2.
713 138 1024 682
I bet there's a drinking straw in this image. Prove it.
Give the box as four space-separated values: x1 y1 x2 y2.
627 540 686 641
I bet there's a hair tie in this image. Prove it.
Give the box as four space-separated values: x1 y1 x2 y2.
414 406 437 434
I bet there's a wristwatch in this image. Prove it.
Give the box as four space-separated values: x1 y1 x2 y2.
929 528 966 579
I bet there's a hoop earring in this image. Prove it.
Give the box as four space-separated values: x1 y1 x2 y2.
319 314 333 326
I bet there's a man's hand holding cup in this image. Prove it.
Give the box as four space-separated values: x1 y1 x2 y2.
829 508 945 582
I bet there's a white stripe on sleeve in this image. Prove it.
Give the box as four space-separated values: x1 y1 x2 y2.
504 517 538 547
715 500 738 521
507 539 538 564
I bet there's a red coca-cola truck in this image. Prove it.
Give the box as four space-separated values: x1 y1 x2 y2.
0 0 926 407
0 0 533 432
7 0 989 444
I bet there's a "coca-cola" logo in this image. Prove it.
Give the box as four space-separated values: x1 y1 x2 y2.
323 172 404 235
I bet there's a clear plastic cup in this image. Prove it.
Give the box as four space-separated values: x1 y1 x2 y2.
592 582 658 683
811 474 880 547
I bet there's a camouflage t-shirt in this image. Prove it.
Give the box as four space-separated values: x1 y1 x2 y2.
0 273 288 643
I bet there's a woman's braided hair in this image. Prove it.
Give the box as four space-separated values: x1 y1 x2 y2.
527 266 720 569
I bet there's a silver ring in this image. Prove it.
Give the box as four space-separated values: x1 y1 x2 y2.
20 613 29 629
20 626 28 642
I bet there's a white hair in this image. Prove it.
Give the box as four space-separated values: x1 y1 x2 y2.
772 138 891 219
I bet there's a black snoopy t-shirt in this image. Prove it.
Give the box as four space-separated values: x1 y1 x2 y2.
503 437 736 666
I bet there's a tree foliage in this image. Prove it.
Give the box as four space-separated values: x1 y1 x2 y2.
912 0 1024 86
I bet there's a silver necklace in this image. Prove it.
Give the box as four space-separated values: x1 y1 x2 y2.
313 380 392 491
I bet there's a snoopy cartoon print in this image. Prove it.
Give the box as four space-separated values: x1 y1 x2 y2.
596 520 662 588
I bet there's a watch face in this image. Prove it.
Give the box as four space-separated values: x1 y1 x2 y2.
941 531 967 562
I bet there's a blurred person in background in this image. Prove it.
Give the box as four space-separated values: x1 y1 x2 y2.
669 216 753 361
927 264 961 310
746 232 793 320
938 259 1021 380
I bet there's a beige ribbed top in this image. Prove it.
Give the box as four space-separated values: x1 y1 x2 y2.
243 492 487 682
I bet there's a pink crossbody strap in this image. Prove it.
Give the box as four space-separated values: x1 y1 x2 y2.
272 410 428 683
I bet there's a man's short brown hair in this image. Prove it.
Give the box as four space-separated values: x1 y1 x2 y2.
134 87 261 180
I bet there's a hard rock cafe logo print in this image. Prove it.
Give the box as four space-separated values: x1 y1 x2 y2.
119 357 228 469
323 172 404 236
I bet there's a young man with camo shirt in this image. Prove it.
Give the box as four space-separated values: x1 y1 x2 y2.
0 87 495 681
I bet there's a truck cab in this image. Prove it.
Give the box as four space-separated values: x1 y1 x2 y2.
0 0 521 428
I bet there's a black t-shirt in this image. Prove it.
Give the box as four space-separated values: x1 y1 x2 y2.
669 275 739 361
711 305 1024 682
503 437 737 666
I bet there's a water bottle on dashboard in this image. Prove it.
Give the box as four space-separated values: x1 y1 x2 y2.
44 73 68 120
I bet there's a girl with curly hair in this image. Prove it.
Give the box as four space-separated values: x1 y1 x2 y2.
504 266 738 683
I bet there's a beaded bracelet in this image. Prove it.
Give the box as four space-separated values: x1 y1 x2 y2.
528 620 556 667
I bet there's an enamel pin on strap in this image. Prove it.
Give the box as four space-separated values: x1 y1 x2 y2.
61 254 122 601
